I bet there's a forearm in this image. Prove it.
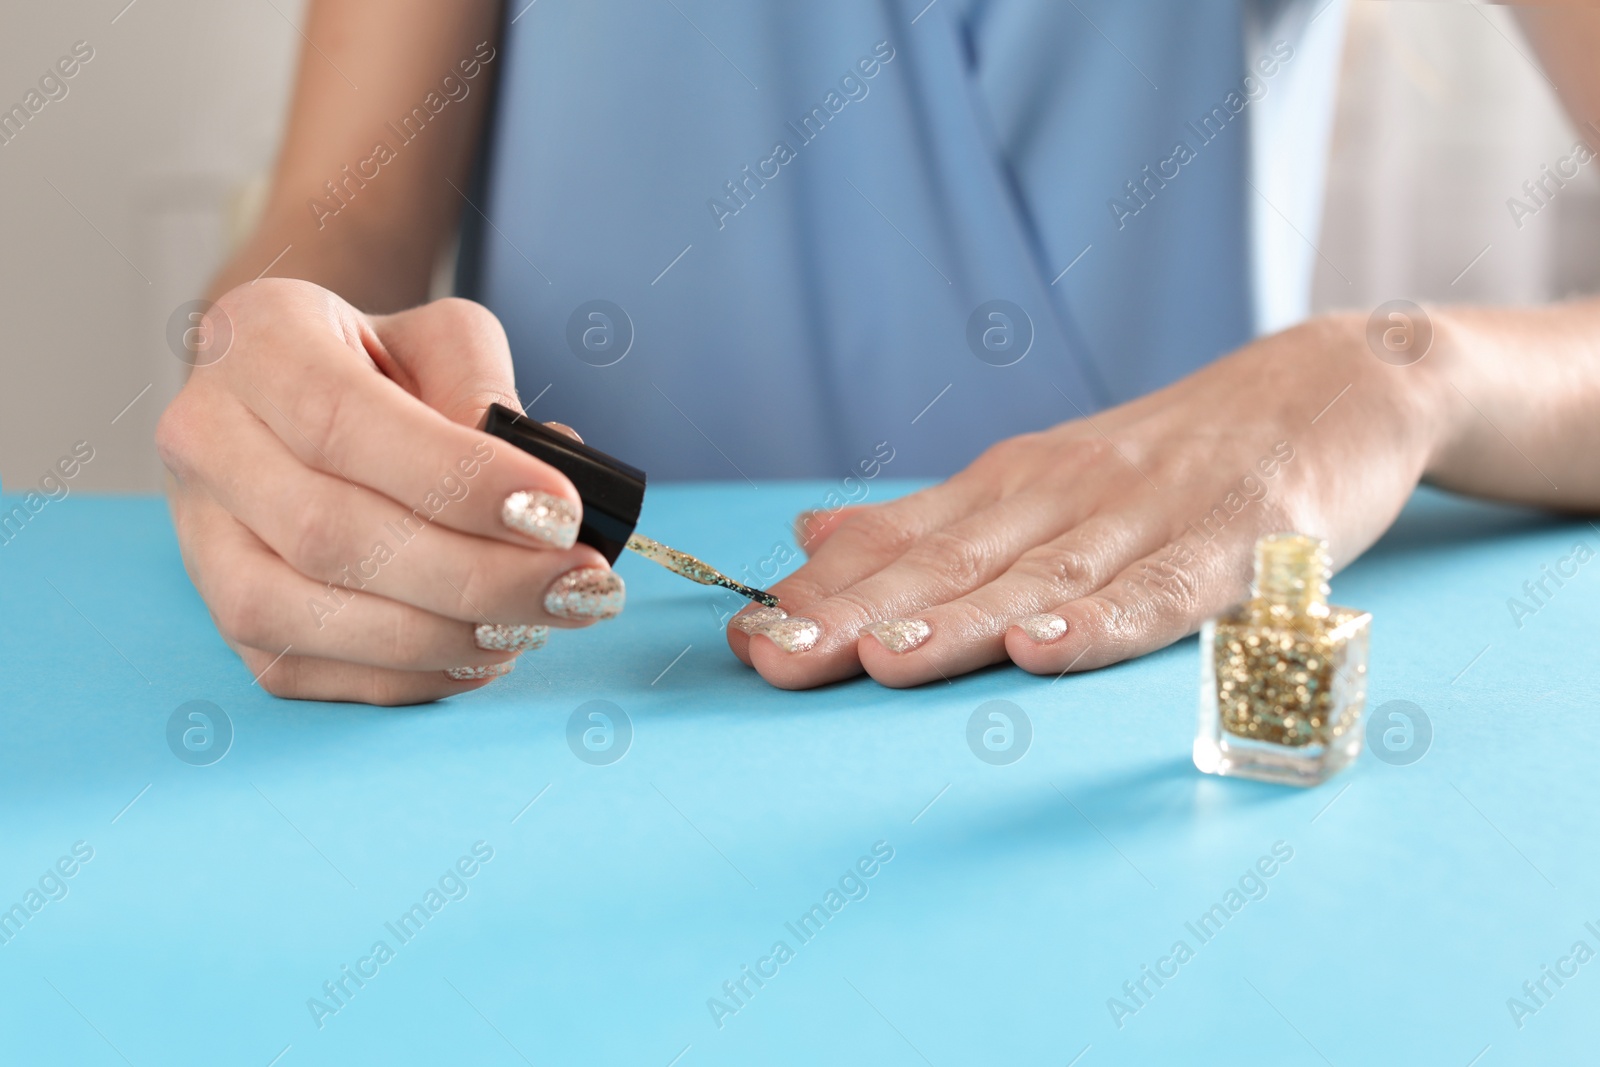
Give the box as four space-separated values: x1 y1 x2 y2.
208 208 434 313
1420 299 1600 510
208 0 502 313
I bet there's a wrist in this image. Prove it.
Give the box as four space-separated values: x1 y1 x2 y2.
1320 306 1458 477
1403 304 1476 479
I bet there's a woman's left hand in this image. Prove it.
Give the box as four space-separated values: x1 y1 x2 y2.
727 313 1450 688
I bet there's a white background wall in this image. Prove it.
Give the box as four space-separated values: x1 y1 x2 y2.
1312 3 1600 312
1 2 1595 493
0 0 304 494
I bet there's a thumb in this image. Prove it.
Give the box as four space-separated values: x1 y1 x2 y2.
372 298 522 429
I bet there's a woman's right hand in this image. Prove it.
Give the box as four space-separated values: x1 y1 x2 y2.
157 280 624 705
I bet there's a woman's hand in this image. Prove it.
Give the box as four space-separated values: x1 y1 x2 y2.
727 314 1451 688
158 280 623 705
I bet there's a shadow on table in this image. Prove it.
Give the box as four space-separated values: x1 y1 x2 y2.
1367 488 1584 560
930 755 1305 866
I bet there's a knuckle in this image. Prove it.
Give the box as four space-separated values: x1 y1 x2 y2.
366 669 446 706
257 673 294 699
364 673 416 707
836 508 917 556
432 296 491 325
154 392 203 478
284 491 349 577
971 433 1029 470
382 603 434 663
1013 544 1098 599
966 434 1045 493
252 654 300 699
210 575 274 648
826 586 883 626
941 597 1007 636
429 298 507 348
1108 555 1201 623
1073 593 1136 641
229 276 312 308
1148 559 1202 614
906 529 990 588
451 548 500 622
1062 435 1116 469
289 382 349 470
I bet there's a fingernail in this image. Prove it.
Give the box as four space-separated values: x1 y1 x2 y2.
754 616 821 653
501 490 580 549
474 623 549 652
860 618 932 654
1015 613 1069 643
545 567 625 620
445 661 515 681
730 605 787 635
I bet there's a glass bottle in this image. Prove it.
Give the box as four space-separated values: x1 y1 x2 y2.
1194 533 1371 786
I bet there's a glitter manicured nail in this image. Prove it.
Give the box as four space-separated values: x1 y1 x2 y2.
445 662 515 681
754 616 821 653
860 618 932 653
474 623 549 652
730 605 787 635
1015 613 1068 643
501 490 580 549
544 568 625 620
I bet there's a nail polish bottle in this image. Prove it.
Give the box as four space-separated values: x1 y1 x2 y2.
482 404 777 605
483 404 646 562
1194 533 1371 787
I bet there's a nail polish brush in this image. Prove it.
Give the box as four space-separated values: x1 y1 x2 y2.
483 403 779 607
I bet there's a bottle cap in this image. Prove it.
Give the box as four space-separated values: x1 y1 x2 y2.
481 403 645 563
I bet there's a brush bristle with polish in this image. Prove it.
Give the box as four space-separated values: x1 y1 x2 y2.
625 533 780 607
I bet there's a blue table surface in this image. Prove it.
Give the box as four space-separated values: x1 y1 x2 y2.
0 482 1597 1065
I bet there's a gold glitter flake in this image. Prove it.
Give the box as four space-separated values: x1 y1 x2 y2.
1211 534 1368 748
730 606 787 634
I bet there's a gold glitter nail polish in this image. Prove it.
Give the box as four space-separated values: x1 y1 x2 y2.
445 661 515 681
501 490 581 549
1014 613 1068 643
730 605 787 635
859 618 932 653
474 623 549 652
754 616 821 653
1194 533 1371 787
545 567 626 620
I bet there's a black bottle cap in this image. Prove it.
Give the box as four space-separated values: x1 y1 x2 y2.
482 403 646 563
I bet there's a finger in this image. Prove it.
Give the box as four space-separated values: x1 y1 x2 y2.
220 286 584 550
769 473 999 605
740 487 1084 689
1007 536 1246 676
792 506 866 556
855 512 1167 687
725 477 995 670
372 297 520 429
185 498 535 671
238 642 509 706
175 396 621 627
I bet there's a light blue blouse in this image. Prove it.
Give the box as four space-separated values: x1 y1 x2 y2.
462 0 1346 479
